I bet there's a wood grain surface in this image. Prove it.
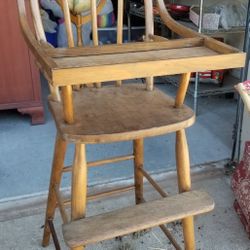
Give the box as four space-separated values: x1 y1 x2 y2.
63 190 214 248
49 84 195 143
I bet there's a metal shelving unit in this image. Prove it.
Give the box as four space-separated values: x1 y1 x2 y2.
128 2 245 35
190 0 244 113
127 0 245 113
178 20 245 36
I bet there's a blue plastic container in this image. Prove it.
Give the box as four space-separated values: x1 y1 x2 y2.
45 30 58 48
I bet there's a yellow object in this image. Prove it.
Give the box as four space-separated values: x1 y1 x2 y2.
67 0 101 15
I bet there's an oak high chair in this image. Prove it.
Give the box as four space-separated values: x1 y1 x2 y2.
17 0 245 249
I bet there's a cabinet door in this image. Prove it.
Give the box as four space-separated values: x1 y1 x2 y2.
0 0 41 107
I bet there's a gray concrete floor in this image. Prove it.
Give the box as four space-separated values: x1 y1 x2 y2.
0 163 249 250
0 79 237 200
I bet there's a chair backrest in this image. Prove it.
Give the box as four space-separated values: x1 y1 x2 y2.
30 0 154 48
56 0 154 46
28 0 155 124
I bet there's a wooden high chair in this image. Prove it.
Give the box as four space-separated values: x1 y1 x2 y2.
17 0 245 249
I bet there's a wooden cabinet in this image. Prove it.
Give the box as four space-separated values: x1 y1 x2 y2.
0 0 44 124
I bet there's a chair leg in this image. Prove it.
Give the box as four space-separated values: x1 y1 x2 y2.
134 138 144 204
71 143 88 250
176 129 195 250
42 135 67 247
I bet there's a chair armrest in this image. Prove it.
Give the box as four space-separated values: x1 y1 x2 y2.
156 0 242 55
17 0 56 79
157 0 198 38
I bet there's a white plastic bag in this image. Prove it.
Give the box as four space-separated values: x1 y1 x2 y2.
220 3 247 29
207 0 247 29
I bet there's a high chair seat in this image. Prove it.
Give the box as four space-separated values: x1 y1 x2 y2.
49 84 195 143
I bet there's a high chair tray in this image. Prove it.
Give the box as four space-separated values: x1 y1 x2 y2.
31 37 245 86
49 84 195 143
17 0 245 87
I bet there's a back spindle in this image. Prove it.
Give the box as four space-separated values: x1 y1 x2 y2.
91 0 102 88
144 0 154 41
115 0 124 87
91 0 99 46
117 0 124 44
30 0 61 101
144 0 154 91
60 0 75 124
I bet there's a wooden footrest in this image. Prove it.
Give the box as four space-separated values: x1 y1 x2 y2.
63 190 214 248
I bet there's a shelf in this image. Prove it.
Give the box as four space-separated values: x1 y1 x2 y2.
129 6 163 24
160 74 240 97
127 0 246 113
177 20 245 36
129 3 245 36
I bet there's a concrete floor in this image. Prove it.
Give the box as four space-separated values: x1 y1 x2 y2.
0 80 237 200
0 163 249 250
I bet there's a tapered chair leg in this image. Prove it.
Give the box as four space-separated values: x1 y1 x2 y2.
71 143 88 250
134 138 144 204
42 135 67 247
176 129 195 250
